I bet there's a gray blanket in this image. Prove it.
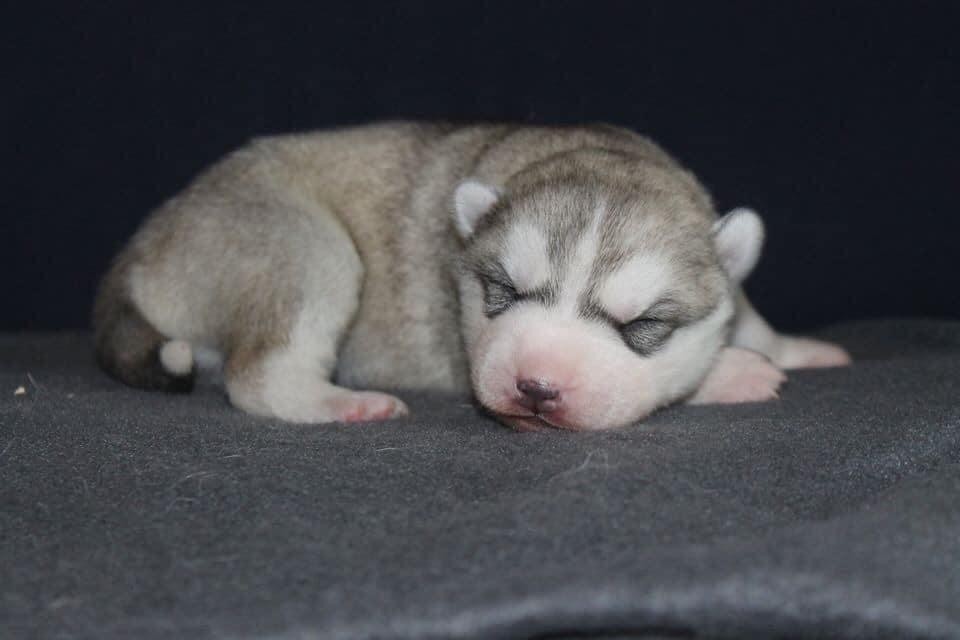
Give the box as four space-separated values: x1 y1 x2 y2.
2 320 959 639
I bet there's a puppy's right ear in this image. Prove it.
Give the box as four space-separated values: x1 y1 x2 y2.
453 180 500 239
712 207 765 283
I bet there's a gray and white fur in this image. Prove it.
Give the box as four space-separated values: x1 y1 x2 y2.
93 122 850 430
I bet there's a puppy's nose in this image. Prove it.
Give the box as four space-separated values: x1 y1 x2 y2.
516 379 560 413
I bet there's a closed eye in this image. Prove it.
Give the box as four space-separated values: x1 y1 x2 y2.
619 316 675 355
480 275 525 317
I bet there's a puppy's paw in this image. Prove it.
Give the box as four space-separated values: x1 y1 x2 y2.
689 347 787 405
227 378 409 424
328 391 409 423
774 336 851 370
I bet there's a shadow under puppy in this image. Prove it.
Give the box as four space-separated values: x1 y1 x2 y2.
93 122 850 431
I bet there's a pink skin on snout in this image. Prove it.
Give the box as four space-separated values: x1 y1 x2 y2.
469 308 661 431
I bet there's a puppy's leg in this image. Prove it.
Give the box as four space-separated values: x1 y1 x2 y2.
225 314 409 424
221 206 408 425
688 346 786 405
731 291 851 369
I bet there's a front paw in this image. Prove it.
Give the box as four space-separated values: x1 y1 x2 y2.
328 391 410 423
688 347 787 405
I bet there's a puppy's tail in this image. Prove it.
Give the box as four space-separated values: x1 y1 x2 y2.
92 263 195 393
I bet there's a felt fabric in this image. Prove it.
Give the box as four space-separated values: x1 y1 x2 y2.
2 319 959 640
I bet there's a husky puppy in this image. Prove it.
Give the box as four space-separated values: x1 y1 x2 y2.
93 122 849 431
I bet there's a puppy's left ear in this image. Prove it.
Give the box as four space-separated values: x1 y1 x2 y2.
712 207 765 283
453 180 500 239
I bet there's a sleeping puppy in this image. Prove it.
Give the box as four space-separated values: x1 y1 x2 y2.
93 122 850 431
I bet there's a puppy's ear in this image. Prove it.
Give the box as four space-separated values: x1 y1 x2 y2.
453 180 500 239
712 207 765 283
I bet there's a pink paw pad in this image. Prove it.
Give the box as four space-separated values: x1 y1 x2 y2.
330 392 409 423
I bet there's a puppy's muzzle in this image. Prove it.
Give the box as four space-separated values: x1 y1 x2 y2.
516 378 560 414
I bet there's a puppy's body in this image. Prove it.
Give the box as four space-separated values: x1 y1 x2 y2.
94 122 849 429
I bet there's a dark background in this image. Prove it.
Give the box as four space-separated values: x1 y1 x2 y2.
5 1 959 332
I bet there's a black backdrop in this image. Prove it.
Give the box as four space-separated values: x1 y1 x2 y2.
5 1 959 331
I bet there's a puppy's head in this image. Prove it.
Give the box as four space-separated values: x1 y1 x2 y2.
452 176 763 431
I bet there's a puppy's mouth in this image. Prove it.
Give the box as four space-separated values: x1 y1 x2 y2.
496 412 568 432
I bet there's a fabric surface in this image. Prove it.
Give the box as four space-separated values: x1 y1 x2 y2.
2 319 959 640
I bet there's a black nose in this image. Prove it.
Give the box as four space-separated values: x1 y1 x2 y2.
516 379 560 412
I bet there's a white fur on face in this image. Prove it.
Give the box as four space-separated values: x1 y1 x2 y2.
502 223 551 292
556 204 604 314
468 305 654 430
467 296 732 431
598 254 672 323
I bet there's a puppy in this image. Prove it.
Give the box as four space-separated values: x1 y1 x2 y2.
93 122 850 430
